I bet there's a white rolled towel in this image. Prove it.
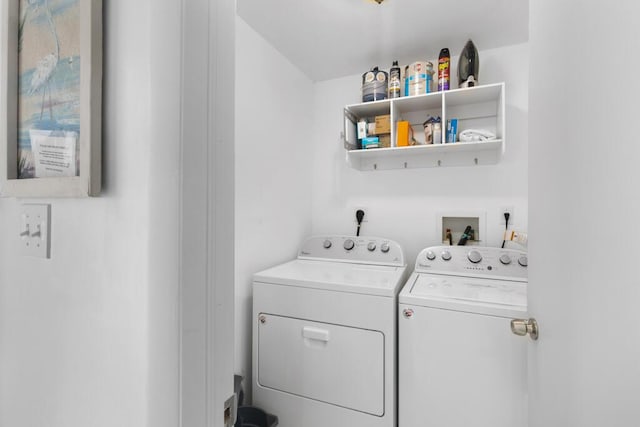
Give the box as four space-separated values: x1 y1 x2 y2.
458 129 497 142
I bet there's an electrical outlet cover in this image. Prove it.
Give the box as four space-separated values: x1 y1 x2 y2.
19 204 51 258
353 207 368 223
501 206 515 225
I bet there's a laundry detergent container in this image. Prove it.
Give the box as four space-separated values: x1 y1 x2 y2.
235 406 278 427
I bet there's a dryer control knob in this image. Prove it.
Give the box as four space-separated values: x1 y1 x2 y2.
367 242 377 252
380 242 390 253
518 256 528 267
323 239 332 249
499 254 512 265
426 250 436 260
441 250 452 261
468 250 483 264
343 239 355 251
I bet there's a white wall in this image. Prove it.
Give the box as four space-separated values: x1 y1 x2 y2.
234 17 314 399
0 1 182 426
310 43 529 265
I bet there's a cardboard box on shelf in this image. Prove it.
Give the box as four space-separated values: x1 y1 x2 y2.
447 118 458 143
362 136 380 149
357 121 368 139
374 115 391 134
378 134 391 148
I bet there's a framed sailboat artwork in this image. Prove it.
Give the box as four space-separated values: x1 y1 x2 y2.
1 0 102 197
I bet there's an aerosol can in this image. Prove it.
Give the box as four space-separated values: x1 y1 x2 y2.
438 48 450 91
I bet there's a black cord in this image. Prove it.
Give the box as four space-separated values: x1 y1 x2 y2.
356 210 365 237
501 212 510 248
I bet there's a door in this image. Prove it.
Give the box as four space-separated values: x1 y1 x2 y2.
257 314 384 415
528 1 640 426
399 304 526 427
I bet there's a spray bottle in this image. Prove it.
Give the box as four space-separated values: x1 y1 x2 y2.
438 48 450 91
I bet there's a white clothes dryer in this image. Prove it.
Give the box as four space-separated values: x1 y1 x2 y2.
398 246 528 427
252 235 408 427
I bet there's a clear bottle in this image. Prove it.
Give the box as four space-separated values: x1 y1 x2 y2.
433 122 442 144
388 61 401 99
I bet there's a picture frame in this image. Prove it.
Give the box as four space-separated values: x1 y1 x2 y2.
1 0 102 197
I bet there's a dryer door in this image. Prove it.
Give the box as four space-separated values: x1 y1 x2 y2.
257 314 384 416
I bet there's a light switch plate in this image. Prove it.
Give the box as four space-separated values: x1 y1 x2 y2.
20 204 51 258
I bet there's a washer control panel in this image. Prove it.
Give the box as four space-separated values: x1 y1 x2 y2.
298 235 405 266
415 246 527 281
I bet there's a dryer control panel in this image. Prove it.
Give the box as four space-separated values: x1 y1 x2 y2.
298 235 405 267
415 246 527 282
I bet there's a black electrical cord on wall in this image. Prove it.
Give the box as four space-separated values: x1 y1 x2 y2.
501 212 510 248
356 210 365 236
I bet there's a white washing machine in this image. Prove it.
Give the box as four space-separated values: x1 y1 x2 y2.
398 246 528 427
252 235 408 427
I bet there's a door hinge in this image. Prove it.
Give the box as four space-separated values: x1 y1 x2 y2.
223 393 237 427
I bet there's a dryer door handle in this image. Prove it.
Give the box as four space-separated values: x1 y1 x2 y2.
302 326 330 342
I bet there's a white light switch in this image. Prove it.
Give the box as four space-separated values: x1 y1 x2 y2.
20 204 51 259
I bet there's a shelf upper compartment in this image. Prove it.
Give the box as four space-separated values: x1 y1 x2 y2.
393 91 443 113
345 98 391 117
345 92 444 121
444 83 503 107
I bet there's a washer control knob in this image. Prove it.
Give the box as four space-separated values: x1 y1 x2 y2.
467 250 483 264
323 239 332 249
426 250 436 261
343 239 355 251
441 250 452 261
380 242 390 253
499 254 512 265
518 256 528 267
367 242 377 252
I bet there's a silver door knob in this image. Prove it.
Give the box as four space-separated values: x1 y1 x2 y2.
510 318 539 340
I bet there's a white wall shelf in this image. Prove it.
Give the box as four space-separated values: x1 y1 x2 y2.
344 83 505 171
346 140 503 170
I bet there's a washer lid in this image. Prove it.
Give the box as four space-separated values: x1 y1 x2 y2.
400 273 527 317
253 259 407 297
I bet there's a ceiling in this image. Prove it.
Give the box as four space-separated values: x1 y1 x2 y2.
236 0 529 82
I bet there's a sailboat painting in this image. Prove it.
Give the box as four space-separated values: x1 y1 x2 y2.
17 0 80 179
